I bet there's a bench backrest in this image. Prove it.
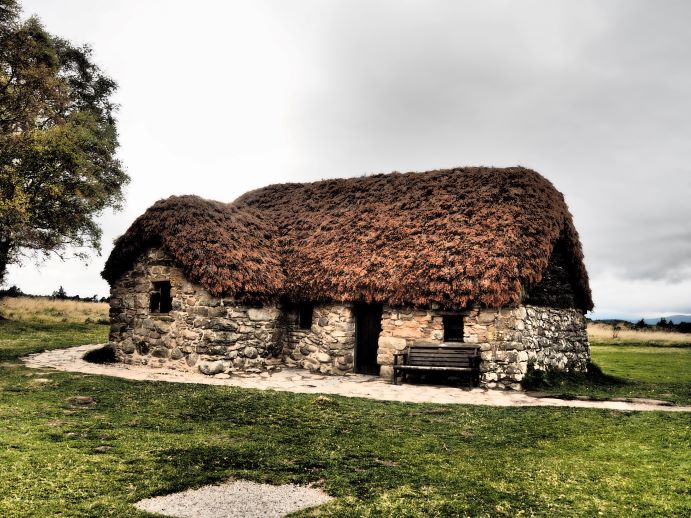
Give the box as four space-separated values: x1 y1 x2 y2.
406 344 480 368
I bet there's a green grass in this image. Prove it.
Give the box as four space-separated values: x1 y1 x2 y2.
0 320 108 361
0 318 690 516
523 341 691 405
591 343 691 384
1 366 689 517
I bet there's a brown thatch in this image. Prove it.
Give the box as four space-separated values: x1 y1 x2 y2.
102 167 593 311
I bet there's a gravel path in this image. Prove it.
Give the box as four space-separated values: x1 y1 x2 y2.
134 480 333 518
22 344 691 412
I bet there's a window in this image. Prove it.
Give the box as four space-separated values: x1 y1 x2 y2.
297 302 314 329
443 314 464 342
149 281 172 313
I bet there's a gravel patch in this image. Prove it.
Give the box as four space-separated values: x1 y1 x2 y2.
134 479 333 518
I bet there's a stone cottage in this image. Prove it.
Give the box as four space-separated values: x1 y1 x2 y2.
102 167 592 389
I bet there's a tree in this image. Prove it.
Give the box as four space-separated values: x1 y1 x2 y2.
635 318 648 330
0 0 129 285
0 283 22 296
51 285 67 299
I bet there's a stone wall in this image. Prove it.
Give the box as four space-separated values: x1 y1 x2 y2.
110 248 588 388
477 305 589 389
377 307 444 380
376 304 589 389
109 248 284 376
282 304 356 374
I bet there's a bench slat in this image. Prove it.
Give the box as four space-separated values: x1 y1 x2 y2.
408 359 475 364
395 365 474 372
408 347 478 351
408 355 473 358
406 351 479 355
410 343 479 349
408 353 476 358
408 352 477 358
408 349 477 353
408 355 476 361
406 365 473 369
408 353 477 360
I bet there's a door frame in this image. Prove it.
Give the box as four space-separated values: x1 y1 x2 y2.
354 302 383 375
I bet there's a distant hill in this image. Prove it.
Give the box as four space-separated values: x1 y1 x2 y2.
588 318 634 326
643 315 691 325
587 314 691 325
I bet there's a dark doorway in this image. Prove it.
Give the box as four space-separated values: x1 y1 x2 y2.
354 302 382 375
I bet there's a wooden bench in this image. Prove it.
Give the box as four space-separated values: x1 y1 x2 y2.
392 343 481 387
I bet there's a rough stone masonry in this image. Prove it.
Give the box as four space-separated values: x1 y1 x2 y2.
108 248 589 389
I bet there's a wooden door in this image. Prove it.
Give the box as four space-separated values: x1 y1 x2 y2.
355 302 382 375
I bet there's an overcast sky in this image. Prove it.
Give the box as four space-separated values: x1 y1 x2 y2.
6 0 691 319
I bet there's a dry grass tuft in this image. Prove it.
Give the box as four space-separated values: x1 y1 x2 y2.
588 323 691 344
0 296 109 324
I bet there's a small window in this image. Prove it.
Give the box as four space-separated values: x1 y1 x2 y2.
297 302 313 330
149 281 172 313
443 314 464 342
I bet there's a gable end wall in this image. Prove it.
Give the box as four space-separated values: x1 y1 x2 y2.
108 248 283 373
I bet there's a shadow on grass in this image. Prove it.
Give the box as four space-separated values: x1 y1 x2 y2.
522 361 629 401
151 443 548 513
153 444 325 492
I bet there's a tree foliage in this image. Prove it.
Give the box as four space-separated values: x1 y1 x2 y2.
0 0 129 285
51 285 67 299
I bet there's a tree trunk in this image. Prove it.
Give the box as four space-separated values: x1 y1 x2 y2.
0 238 10 320
0 237 11 288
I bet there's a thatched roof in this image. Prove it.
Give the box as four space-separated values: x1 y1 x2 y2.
102 167 592 311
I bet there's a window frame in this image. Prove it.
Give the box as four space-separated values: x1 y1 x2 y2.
442 314 465 342
149 280 172 314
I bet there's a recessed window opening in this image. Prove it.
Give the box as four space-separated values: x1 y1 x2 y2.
297 302 314 330
443 314 464 342
150 281 172 313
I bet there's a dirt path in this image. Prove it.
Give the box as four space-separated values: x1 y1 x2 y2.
23 344 691 412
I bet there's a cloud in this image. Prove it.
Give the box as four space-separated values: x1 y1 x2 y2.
588 273 691 320
7 0 691 316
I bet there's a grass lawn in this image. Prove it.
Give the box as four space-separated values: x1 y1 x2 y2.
0 320 108 361
592 343 691 384
524 336 691 405
0 311 689 516
0 296 109 361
